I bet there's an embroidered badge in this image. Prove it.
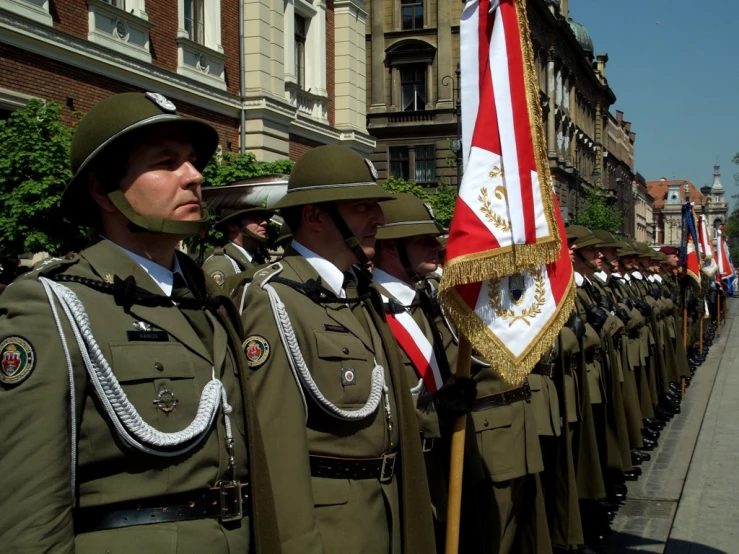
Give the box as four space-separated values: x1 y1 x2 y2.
145 92 177 112
153 387 178 413
341 368 356 386
211 270 226 285
103 273 115 284
365 158 379 180
0 336 36 386
244 335 270 369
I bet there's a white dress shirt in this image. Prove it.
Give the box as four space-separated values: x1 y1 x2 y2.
373 268 416 307
292 240 355 298
229 241 253 263
105 238 184 296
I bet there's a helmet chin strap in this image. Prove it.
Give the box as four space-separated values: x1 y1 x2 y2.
241 227 269 246
396 239 421 283
575 249 599 271
108 189 209 236
323 203 371 267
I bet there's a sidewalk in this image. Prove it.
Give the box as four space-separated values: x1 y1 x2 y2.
607 299 735 553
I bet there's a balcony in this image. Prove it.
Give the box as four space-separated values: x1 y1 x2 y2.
87 0 152 63
285 82 328 122
387 111 435 124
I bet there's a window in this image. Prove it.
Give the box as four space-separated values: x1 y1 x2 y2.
184 0 205 45
401 0 423 30
295 15 307 89
415 145 436 183
389 147 410 180
101 0 126 7
401 65 426 112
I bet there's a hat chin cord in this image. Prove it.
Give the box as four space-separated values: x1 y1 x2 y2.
396 240 421 284
576 249 599 271
323 204 371 267
241 227 269 246
108 189 210 236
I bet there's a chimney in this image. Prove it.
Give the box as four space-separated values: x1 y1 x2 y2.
596 53 609 79
560 0 569 19
616 110 623 123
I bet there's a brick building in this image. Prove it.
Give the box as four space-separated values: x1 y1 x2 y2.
1 0 373 162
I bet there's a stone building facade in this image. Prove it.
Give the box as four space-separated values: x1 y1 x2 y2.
647 166 728 248
603 110 637 236
1 0 373 162
364 0 617 222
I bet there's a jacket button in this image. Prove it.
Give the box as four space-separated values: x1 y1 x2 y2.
342 347 349 354
484 419 489 427
155 362 164 372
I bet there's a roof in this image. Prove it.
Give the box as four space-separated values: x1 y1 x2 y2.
645 178 704 210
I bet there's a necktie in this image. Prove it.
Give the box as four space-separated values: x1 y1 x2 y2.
172 272 214 358
343 272 358 299
343 271 372 338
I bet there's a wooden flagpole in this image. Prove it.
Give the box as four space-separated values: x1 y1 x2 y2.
717 293 722 335
445 336 471 554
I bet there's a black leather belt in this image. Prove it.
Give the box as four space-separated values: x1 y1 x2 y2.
309 453 397 483
74 481 249 534
472 381 531 412
585 349 602 364
532 362 556 379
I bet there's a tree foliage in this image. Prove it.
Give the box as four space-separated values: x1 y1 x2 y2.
0 100 88 256
573 189 623 234
378 176 458 229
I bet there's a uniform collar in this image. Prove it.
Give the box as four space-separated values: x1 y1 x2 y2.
574 271 585 287
653 274 663 283
631 270 644 280
623 273 631 281
594 270 608 283
292 240 353 298
103 237 184 296
229 241 253 263
373 268 416 306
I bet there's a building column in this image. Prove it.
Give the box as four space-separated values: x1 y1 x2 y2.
546 49 556 158
369 0 386 112
334 0 368 132
436 0 453 109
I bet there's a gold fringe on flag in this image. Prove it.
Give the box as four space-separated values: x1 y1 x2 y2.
438 278 575 385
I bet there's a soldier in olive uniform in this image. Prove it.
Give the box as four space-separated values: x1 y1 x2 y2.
231 146 436 554
372 193 477 551
0 93 280 553
202 202 274 285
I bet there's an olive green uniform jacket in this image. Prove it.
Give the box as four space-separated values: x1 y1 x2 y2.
237 251 435 554
203 243 258 285
0 240 279 554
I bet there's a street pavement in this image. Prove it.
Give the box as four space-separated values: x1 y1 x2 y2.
607 298 736 553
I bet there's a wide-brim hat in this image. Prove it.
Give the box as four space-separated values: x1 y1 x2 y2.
62 92 218 225
217 207 275 226
616 241 638 257
566 225 601 249
593 229 620 248
376 193 444 240
273 145 394 209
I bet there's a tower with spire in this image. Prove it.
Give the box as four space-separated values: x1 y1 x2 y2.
702 163 728 242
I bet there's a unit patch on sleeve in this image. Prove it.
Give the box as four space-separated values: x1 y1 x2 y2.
0 336 36 386
210 271 226 285
243 335 270 369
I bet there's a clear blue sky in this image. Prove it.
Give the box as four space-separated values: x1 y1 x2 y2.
569 0 739 210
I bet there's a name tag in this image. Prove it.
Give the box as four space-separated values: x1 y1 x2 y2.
127 331 169 342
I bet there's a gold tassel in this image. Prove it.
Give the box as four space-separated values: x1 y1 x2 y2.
439 277 576 385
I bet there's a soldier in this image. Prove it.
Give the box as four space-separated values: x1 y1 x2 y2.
372 193 477 550
232 146 436 553
0 93 280 553
202 202 274 285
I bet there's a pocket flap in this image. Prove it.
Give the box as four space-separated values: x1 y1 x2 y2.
314 331 368 361
527 374 543 392
311 476 349 507
109 342 195 382
470 404 514 431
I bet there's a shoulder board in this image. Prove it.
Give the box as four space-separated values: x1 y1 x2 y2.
251 262 284 287
23 254 79 279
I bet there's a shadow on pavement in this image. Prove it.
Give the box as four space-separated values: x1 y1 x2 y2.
602 532 729 553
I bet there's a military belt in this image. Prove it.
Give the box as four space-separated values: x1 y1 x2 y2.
584 348 602 364
532 362 556 379
472 381 532 412
309 453 397 483
74 481 249 534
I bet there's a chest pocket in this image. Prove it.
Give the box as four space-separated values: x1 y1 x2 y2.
109 342 197 433
313 331 373 407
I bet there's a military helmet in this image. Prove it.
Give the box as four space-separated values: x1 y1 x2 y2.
217 207 274 226
635 242 654 258
273 145 393 209
376 193 444 240
62 92 218 232
593 229 620 248
566 225 601 249
617 240 638 257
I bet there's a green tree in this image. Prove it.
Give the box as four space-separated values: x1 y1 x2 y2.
378 176 458 229
0 100 87 256
573 189 623 234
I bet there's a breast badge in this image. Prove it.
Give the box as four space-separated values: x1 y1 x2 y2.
211 271 226 285
243 335 270 369
153 387 178 413
0 336 36 386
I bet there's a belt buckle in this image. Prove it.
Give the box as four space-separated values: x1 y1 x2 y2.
216 480 243 522
421 437 435 453
380 453 397 483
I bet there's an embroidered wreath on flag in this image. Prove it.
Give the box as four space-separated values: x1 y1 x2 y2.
487 266 546 327
478 186 511 233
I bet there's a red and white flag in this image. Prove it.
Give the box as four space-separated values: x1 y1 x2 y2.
439 0 574 385
717 228 735 281
697 215 718 277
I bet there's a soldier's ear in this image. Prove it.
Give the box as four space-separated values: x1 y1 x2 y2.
87 173 117 215
302 204 326 233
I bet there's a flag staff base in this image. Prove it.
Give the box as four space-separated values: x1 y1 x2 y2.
445 336 472 554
